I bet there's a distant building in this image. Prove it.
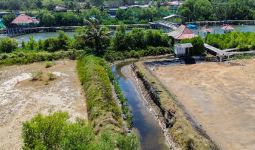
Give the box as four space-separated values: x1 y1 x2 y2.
0 20 6 30
174 43 193 56
11 14 39 26
168 25 197 40
54 6 68 12
0 12 10 19
221 24 234 33
163 1 183 7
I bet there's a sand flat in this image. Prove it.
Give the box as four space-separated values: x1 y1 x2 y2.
152 59 255 150
0 60 87 150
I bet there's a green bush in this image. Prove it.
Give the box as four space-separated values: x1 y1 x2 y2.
22 112 96 150
104 47 172 62
0 37 18 53
205 32 255 51
111 26 170 52
45 61 55 68
181 36 205 56
0 50 84 67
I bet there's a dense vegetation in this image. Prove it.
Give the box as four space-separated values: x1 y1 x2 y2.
23 112 139 149
205 32 255 50
179 0 255 21
0 50 82 66
77 55 139 148
181 36 205 55
0 0 151 10
115 6 172 24
0 24 172 65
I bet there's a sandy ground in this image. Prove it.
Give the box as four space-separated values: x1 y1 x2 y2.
151 59 255 150
0 60 87 150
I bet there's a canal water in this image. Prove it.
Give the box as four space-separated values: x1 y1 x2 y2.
0 32 75 44
14 32 75 43
112 64 169 150
193 25 255 37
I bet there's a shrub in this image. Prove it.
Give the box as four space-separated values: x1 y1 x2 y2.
22 112 96 150
0 50 84 67
104 47 171 62
31 71 43 81
0 37 18 53
45 61 55 68
205 32 255 51
181 36 205 55
48 72 57 81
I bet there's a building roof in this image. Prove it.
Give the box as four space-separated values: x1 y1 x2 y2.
163 14 184 20
163 1 183 6
168 25 197 40
0 21 6 29
55 6 67 12
202 26 213 33
221 24 234 31
175 43 193 48
11 14 39 25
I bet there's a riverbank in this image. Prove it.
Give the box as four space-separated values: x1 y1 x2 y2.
133 59 219 150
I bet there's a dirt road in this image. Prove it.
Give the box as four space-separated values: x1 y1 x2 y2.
0 60 87 150
151 59 255 150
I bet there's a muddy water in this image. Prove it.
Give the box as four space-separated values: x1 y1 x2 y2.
112 64 168 150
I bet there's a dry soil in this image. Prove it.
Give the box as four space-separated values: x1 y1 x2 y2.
0 60 87 150
151 59 255 150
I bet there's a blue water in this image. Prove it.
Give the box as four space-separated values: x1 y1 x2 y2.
192 25 255 37
14 32 75 43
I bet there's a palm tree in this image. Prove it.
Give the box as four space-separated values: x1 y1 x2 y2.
79 18 110 55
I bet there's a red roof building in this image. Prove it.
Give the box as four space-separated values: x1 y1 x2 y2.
11 14 39 25
168 25 197 40
221 24 234 31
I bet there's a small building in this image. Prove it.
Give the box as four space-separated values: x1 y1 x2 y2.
11 14 39 26
168 25 197 41
0 12 10 19
0 20 6 30
174 43 193 56
54 6 68 12
163 14 184 23
221 24 234 33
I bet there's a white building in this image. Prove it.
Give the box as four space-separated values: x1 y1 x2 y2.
174 43 193 57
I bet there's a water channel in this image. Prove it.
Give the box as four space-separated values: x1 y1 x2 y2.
112 63 169 150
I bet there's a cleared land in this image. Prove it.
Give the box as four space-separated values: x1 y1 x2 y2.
151 59 255 150
0 60 87 150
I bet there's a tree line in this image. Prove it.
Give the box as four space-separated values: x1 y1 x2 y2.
0 18 209 62
2 6 172 27
0 0 151 10
178 0 255 21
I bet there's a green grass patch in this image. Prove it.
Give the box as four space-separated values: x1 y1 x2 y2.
0 50 83 67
